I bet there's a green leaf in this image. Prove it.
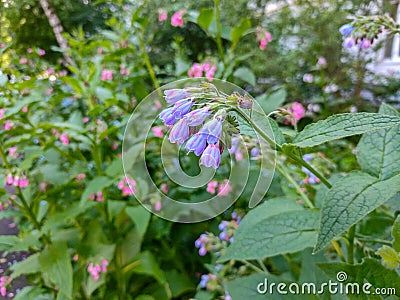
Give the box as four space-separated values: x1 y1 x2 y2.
165 270 195 298
257 87 287 115
39 242 73 300
357 104 400 180
376 245 400 270
218 198 319 261
14 286 54 300
0 235 19 251
231 18 251 46
233 67 256 86
314 172 400 253
105 159 123 177
95 86 113 102
392 215 400 252
131 251 166 284
318 258 400 298
11 253 41 278
63 76 84 96
126 205 151 239
293 113 400 148
80 176 114 202
197 8 214 30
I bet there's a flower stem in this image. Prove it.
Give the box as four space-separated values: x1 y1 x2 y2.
214 0 225 66
347 224 356 264
139 31 160 91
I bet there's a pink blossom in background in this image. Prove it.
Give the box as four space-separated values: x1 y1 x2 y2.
118 177 136 196
38 49 46 56
235 151 243 161
111 141 118 150
58 70 67 77
51 128 60 137
76 174 86 181
158 9 168 22
19 175 30 188
82 117 89 123
89 194 96 201
154 201 162 211
286 102 305 126
87 260 108 281
27 48 33 53
21 106 28 113
46 88 54 95
0 108 5 119
6 174 13 185
217 180 232 196
259 32 272 50
100 69 113 81
152 126 164 138
19 58 28 64
0 43 5 49
120 65 129 75
39 182 47 192
188 62 217 80
317 57 327 67
60 133 69 145
4 120 13 131
160 183 168 194
303 73 313 83
73 254 79 261
97 48 103 55
171 10 185 27
206 181 218 194
47 68 55 75
155 100 162 110
96 191 104 202
8 147 18 158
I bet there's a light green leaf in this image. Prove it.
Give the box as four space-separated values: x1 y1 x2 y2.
39 242 73 300
293 113 400 148
218 198 319 261
257 87 287 115
357 104 400 180
105 159 123 177
14 286 54 300
95 86 113 101
314 172 400 252
318 258 400 298
11 253 41 278
233 67 256 86
126 205 151 239
231 18 251 46
392 215 400 252
80 176 114 202
376 245 400 270
0 235 19 251
197 8 214 30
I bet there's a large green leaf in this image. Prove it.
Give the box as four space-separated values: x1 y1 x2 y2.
126 205 151 239
39 242 73 300
231 18 251 46
233 67 256 86
80 176 114 202
318 258 400 300
218 198 319 261
257 87 287 115
357 104 400 180
11 253 41 278
314 172 400 252
196 8 214 30
292 113 400 148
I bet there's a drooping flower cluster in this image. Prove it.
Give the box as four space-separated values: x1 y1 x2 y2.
188 62 217 80
339 24 373 49
0 276 12 297
87 259 109 281
159 84 248 170
158 9 168 22
206 179 232 196
6 174 29 189
194 212 241 256
256 26 272 50
89 191 104 202
117 177 136 197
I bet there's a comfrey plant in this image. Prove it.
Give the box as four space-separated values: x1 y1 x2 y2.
159 83 249 169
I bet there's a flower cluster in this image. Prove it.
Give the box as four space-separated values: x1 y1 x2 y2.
6 174 29 189
171 10 185 27
89 191 104 202
87 260 109 281
284 102 305 126
158 9 167 22
339 24 373 49
0 276 12 297
117 177 136 197
101 69 113 81
159 84 248 170
256 26 272 50
188 62 217 80
301 154 320 185
206 179 232 196
195 212 241 256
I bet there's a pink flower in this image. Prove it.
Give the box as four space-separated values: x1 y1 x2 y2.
206 181 218 194
100 69 113 81
188 62 217 80
217 180 232 196
154 201 162 211
120 65 129 75
6 174 13 185
118 177 136 196
122 186 132 196
111 141 118 150
19 175 29 188
58 70 68 77
12 176 19 187
19 58 28 64
160 183 168 194
60 133 69 145
303 73 313 83
97 48 103 55
73 254 79 261
155 100 162 110
158 9 168 22
89 194 96 201
0 108 5 119
82 117 89 123
21 106 28 113
317 57 327 67
8 147 18 158
286 102 305 126
235 151 243 161
38 49 46 56
39 182 47 192
152 126 163 138
27 48 33 53
4 120 13 130
258 30 272 50
171 10 185 27
76 174 86 181
96 191 104 202
0 286 5 297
